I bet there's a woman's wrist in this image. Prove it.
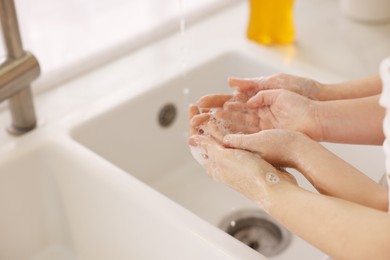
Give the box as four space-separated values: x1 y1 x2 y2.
316 76 382 101
304 80 343 101
314 82 347 101
308 100 325 141
313 95 384 144
306 80 326 100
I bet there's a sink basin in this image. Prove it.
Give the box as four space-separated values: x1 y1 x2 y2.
70 52 325 258
71 51 384 258
0 0 385 257
0 132 253 260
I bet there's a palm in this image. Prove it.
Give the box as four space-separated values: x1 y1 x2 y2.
258 91 315 134
192 89 321 140
206 90 320 140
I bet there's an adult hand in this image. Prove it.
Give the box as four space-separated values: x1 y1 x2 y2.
229 73 323 100
191 89 323 141
195 73 322 112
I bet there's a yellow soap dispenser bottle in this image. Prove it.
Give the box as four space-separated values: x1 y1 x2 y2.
247 0 295 45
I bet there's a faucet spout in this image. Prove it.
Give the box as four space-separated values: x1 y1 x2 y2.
0 0 40 135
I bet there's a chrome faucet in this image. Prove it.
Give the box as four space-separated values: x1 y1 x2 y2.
0 0 40 135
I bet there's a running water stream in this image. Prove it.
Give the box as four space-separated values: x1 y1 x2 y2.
179 0 190 138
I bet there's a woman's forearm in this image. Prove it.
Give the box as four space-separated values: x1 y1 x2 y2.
266 183 390 259
319 75 382 100
316 95 385 144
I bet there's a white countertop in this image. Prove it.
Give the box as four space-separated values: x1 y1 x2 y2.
9 0 239 93
294 0 390 78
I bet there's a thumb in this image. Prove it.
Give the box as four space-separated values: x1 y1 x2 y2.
228 77 262 92
247 89 280 108
223 133 257 152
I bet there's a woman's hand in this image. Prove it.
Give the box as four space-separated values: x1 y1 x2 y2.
229 73 323 100
245 89 323 140
191 89 323 141
194 73 321 112
229 74 383 101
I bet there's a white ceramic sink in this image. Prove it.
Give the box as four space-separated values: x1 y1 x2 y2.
71 51 350 259
0 131 256 260
71 52 273 218
0 0 386 258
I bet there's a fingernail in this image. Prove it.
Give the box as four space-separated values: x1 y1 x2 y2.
188 136 199 147
197 128 204 135
223 135 233 145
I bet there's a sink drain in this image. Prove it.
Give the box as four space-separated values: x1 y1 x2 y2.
219 209 292 257
158 103 177 128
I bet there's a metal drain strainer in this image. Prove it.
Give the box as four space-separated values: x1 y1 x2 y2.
219 209 292 257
